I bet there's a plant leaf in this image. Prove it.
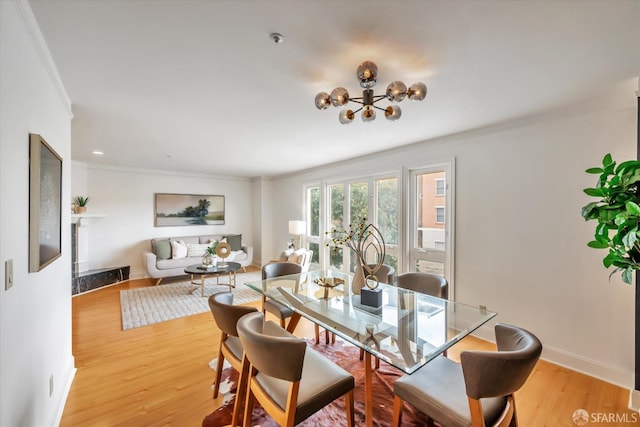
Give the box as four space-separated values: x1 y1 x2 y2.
585 167 603 174
622 267 633 284
588 240 609 249
583 188 604 197
626 201 640 216
602 153 613 167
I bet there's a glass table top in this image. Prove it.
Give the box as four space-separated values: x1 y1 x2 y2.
244 269 497 374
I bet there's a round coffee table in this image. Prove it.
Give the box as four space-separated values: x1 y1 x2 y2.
184 262 241 297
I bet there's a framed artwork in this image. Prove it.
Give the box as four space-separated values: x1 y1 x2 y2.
154 193 225 226
29 133 62 272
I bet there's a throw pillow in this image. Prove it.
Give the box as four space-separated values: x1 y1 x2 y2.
152 239 171 260
224 234 242 251
287 253 301 264
171 240 187 259
186 243 211 258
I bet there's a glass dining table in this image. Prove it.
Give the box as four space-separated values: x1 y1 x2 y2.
244 268 497 427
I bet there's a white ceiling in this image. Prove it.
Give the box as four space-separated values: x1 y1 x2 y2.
28 0 639 178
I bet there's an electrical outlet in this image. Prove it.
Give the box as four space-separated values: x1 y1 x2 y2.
49 374 54 397
5 259 13 291
479 304 487 312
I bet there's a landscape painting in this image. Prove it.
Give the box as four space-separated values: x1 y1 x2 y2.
154 193 225 226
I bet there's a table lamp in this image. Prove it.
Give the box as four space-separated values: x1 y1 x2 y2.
288 220 306 249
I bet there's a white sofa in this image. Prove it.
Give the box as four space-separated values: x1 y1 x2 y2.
143 234 253 285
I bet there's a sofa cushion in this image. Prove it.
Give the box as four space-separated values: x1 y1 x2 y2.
171 240 188 259
199 235 223 244
152 239 171 260
186 242 212 258
171 236 199 245
157 256 196 270
224 234 242 251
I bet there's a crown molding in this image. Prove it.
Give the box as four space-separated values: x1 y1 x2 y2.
12 0 73 119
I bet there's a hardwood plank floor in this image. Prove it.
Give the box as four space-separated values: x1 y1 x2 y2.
61 272 637 426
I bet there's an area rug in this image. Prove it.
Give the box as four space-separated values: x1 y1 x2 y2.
120 271 262 330
202 338 437 427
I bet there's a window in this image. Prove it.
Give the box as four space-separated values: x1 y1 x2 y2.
434 241 445 251
435 178 445 196
435 206 445 224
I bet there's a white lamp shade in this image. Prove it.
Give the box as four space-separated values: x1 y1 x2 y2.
288 220 306 235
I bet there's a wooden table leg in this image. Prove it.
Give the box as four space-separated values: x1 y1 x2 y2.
286 312 302 333
364 352 373 427
201 274 205 297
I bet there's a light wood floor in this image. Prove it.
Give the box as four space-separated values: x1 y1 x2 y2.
61 270 637 426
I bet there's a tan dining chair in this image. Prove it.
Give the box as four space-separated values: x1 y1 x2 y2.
396 271 448 299
367 263 395 285
261 262 303 328
207 292 257 402
236 312 355 427
392 323 542 427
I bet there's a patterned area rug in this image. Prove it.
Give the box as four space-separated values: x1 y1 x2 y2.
120 271 262 330
203 338 436 427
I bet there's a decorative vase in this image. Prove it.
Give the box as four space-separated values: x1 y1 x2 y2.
201 253 214 267
351 257 366 295
75 206 87 214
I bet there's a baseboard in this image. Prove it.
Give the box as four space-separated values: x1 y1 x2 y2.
471 328 633 389
629 389 640 411
51 356 76 426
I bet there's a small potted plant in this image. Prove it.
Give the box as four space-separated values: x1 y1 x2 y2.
73 196 90 214
202 242 218 267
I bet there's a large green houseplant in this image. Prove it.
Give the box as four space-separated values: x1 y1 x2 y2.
582 153 640 284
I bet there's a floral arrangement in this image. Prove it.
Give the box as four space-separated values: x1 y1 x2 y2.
326 216 385 291
326 216 371 265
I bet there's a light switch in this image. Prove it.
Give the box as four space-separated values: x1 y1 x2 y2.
5 259 13 290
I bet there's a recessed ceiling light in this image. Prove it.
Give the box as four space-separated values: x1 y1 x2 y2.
270 33 284 44
91 150 104 155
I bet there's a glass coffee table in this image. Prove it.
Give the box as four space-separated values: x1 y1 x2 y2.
184 262 241 297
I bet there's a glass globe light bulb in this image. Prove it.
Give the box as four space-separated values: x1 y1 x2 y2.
330 87 349 107
356 61 378 89
384 105 402 121
407 82 427 101
361 105 376 122
386 81 407 103
314 92 331 110
339 109 355 124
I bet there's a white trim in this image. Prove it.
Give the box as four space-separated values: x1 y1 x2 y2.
12 0 73 119
73 161 252 182
472 327 633 390
435 178 446 196
630 389 640 411
51 356 76 427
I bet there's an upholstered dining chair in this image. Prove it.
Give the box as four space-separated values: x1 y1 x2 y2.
207 292 257 401
261 262 303 328
392 323 542 427
396 271 448 299
237 311 355 427
367 263 395 285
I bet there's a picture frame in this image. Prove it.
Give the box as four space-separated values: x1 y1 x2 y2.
154 193 225 226
29 133 62 272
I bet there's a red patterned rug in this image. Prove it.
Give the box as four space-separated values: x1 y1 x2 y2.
202 338 436 427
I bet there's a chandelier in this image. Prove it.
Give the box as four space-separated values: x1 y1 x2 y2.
314 60 427 124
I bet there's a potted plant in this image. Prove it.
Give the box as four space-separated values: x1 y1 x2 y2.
73 196 90 214
581 153 640 284
202 241 218 267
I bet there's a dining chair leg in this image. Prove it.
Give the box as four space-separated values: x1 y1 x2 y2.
392 395 403 427
212 350 225 398
243 381 255 427
345 390 355 427
280 317 286 328
231 356 251 427
314 324 320 344
359 348 364 361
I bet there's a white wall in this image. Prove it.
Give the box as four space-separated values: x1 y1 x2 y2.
268 80 638 388
71 163 256 278
0 1 74 425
